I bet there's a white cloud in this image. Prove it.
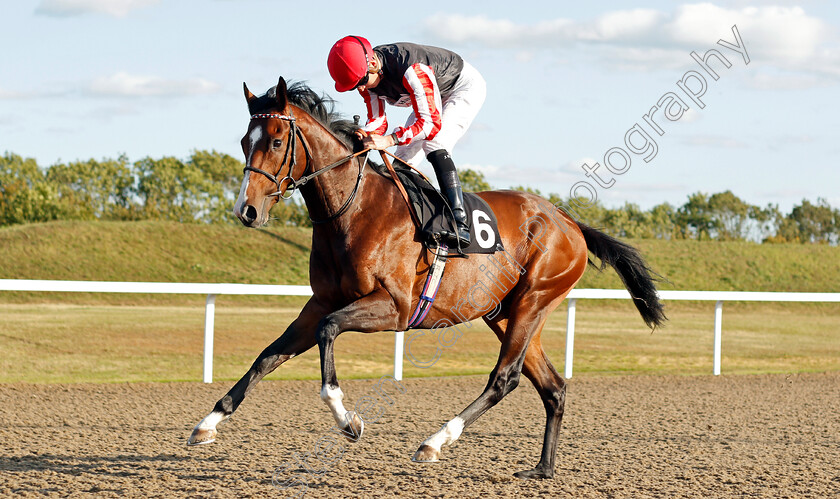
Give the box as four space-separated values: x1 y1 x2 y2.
680 108 702 123
666 4 826 63
423 14 577 47
587 9 668 42
514 51 535 63
423 10 669 47
0 87 67 100
564 157 599 174
88 72 220 97
0 88 22 99
424 4 836 83
35 0 159 18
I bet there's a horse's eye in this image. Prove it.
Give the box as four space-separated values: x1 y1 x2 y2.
272 139 283 149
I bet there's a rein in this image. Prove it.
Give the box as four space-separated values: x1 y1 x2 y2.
245 112 370 224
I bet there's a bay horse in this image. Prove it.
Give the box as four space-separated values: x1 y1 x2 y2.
188 77 666 479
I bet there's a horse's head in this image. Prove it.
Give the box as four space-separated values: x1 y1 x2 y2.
234 77 308 227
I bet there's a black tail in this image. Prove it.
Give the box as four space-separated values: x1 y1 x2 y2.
577 222 667 329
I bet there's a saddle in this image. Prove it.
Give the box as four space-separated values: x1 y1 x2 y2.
379 152 504 255
376 151 504 329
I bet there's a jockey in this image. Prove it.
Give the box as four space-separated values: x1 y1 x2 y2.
327 35 486 246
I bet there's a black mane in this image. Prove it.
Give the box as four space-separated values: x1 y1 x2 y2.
252 80 362 152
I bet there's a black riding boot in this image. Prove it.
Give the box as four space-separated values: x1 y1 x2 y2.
427 149 470 246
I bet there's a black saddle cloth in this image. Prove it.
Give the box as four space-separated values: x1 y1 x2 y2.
391 168 504 254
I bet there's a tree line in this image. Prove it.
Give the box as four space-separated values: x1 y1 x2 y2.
2 152 838 244
0 151 308 227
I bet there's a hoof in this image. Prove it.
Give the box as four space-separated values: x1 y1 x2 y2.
339 412 364 443
411 444 441 463
187 427 217 446
513 467 554 480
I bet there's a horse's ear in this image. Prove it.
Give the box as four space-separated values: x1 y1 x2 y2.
244 82 258 114
275 77 288 110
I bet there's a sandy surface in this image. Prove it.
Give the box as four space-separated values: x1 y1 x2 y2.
1 373 838 498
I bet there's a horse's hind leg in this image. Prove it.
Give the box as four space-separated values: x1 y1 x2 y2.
412 309 548 464
483 318 566 478
187 298 325 445
514 340 566 479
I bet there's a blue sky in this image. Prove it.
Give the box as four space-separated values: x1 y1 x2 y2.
2 1 838 213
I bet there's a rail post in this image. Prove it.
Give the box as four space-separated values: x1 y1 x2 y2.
564 298 577 379
393 330 405 381
713 300 723 376
203 294 217 383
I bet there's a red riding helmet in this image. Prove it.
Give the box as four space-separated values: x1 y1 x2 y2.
327 35 373 92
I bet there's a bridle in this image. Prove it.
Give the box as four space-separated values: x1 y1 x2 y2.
244 111 370 224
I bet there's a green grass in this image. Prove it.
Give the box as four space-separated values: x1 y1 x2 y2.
1 220 838 383
0 220 311 305
2 221 839 298
579 238 840 293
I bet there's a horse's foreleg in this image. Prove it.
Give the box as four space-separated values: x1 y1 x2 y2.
187 299 325 446
316 289 399 443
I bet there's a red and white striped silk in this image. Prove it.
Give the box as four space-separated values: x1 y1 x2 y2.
393 63 442 145
360 90 389 136
359 63 443 146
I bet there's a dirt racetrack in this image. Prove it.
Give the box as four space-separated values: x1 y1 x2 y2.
1 372 838 498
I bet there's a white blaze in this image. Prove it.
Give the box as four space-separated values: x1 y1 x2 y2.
234 126 264 216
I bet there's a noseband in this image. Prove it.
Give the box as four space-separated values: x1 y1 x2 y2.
244 112 370 224
245 112 311 200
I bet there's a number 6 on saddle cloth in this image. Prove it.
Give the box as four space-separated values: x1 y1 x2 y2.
379 152 504 256
378 152 505 329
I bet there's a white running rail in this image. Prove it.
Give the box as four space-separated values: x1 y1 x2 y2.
563 289 840 378
2 280 838 382
0 280 312 383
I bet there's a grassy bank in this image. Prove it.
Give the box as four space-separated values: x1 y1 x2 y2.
0 220 311 305
1 220 838 297
1 220 837 382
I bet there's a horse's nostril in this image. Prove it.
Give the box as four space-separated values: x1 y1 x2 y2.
243 205 258 225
